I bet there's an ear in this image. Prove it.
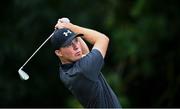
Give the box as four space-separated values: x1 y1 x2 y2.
55 49 62 57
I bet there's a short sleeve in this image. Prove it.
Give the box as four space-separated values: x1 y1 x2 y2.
76 49 104 81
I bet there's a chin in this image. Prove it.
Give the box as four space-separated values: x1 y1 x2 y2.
74 56 82 61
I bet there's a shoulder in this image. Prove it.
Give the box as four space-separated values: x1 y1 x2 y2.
78 49 104 66
82 49 104 60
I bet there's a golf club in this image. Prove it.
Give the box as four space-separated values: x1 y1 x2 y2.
18 18 70 80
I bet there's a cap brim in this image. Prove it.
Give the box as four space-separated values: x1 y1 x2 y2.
62 33 84 47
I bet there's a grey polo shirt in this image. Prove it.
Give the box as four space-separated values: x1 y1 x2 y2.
59 49 121 108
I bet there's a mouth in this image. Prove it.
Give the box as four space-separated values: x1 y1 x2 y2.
75 51 81 56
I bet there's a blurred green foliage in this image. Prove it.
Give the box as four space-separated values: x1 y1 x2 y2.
0 0 179 108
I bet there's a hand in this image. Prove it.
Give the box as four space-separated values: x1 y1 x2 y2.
55 18 73 29
58 18 70 23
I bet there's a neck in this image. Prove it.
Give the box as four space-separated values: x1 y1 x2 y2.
60 59 72 64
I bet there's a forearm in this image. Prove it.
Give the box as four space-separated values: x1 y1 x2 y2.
77 37 89 55
70 25 107 45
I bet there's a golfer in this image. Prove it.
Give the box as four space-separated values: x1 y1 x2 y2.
51 18 121 108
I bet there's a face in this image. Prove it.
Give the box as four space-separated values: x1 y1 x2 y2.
55 38 82 64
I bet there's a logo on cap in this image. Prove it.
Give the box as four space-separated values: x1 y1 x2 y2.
63 30 72 36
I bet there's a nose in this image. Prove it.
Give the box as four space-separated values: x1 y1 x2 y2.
72 42 79 50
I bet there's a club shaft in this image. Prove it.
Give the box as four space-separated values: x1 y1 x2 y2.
21 32 55 68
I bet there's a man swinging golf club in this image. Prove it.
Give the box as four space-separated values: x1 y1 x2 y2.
51 18 121 108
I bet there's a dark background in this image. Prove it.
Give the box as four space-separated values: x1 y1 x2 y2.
0 0 179 108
